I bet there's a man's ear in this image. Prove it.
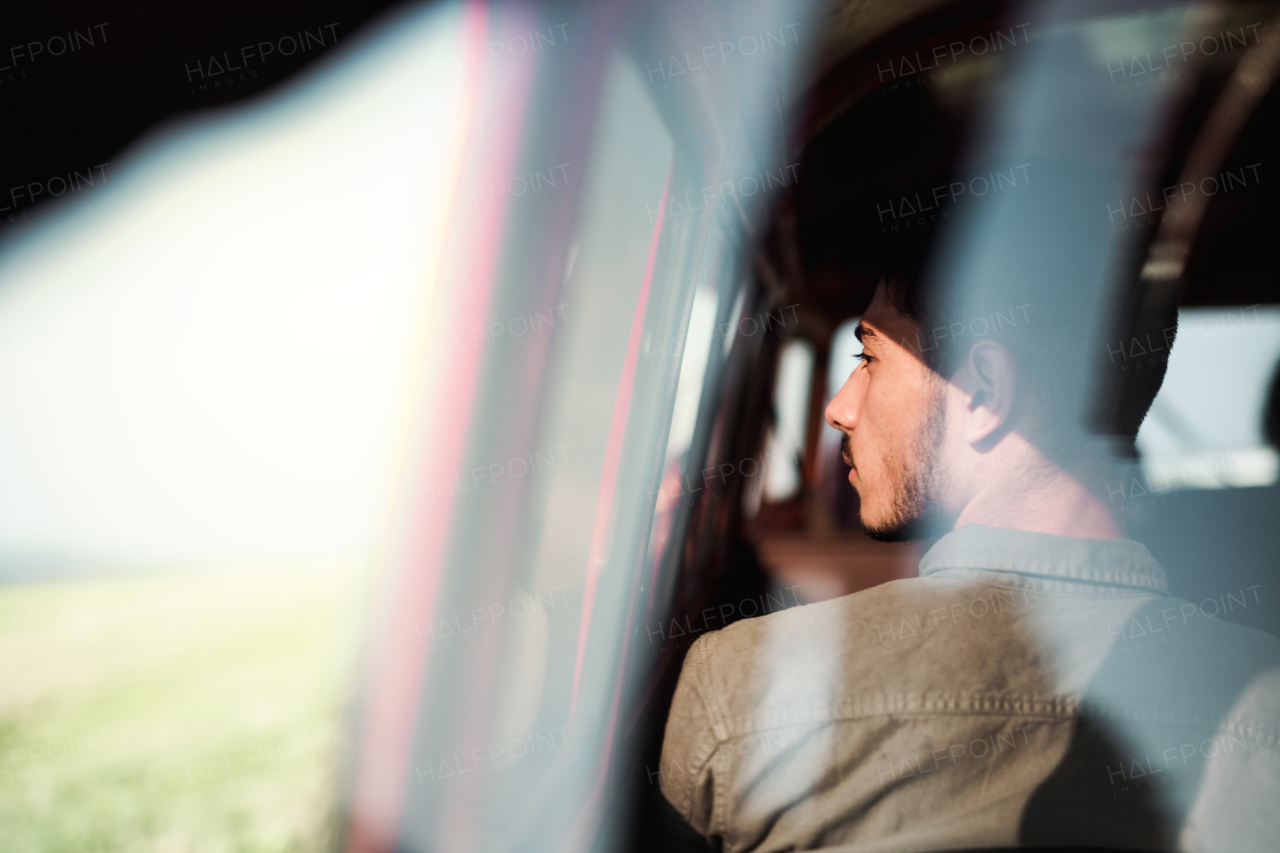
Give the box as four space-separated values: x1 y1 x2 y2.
958 339 1016 447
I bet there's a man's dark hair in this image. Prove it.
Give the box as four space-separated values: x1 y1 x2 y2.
878 253 1174 470
789 91 1175 469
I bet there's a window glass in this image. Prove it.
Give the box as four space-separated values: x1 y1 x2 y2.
763 339 813 501
0 4 470 848
1135 306 1280 489
394 48 681 851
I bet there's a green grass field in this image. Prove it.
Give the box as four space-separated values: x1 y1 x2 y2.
0 564 368 852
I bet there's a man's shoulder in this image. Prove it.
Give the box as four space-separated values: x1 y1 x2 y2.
1090 594 1280 725
691 572 1009 665
682 576 990 726
696 576 929 655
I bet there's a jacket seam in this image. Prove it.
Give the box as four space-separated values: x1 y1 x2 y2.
705 708 1280 755
688 637 726 835
924 568 1169 597
716 707 1078 738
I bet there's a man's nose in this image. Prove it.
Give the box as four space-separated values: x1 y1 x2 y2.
825 377 859 433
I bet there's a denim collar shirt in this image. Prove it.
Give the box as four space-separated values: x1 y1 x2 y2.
658 525 1280 853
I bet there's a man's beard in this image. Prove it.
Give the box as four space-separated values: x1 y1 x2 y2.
843 387 948 542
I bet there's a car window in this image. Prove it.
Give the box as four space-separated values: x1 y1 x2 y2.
1135 305 1280 490
762 338 813 501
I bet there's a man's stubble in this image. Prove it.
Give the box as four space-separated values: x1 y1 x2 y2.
843 381 949 542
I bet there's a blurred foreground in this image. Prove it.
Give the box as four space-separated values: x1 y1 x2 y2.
0 564 365 852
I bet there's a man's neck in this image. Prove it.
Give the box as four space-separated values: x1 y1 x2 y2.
950 440 1124 540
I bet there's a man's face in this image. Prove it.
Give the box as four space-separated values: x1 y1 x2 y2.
824 283 948 541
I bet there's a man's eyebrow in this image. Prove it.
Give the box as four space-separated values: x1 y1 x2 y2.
853 323 880 343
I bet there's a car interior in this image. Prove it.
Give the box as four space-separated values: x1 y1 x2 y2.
619 0 1280 849
1 0 1277 850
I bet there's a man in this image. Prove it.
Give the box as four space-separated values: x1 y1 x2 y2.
657 268 1280 852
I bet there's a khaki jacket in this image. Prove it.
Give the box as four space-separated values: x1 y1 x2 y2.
659 525 1280 852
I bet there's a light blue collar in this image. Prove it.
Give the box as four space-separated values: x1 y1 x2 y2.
919 524 1169 595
